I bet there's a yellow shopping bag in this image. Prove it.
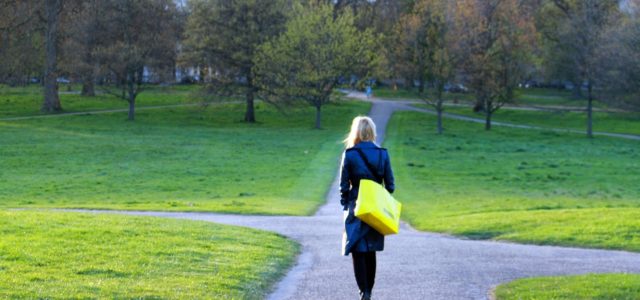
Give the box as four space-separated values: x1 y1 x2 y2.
354 179 402 235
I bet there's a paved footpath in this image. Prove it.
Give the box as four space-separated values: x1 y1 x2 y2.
71 99 640 300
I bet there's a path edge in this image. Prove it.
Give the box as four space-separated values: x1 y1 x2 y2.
266 245 313 300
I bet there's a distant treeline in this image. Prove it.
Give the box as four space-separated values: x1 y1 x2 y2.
1 0 637 133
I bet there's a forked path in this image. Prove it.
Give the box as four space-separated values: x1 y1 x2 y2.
72 100 640 299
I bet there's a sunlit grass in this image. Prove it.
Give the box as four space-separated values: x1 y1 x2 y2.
495 274 640 300
0 84 204 118
0 97 370 215
373 86 610 108
385 111 640 251
0 210 298 298
443 106 640 135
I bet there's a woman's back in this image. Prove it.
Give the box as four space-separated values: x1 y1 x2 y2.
339 116 396 300
342 141 394 192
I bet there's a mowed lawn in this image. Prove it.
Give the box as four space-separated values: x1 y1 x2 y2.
0 100 370 215
385 111 640 252
372 86 474 103
0 84 205 118
495 274 640 300
373 86 609 109
444 106 640 136
0 210 298 298
0 88 367 298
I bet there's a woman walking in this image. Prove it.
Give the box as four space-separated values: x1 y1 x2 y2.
340 116 395 300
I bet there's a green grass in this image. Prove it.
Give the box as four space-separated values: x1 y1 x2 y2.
495 274 640 300
385 111 640 251
372 86 473 102
373 86 609 108
0 210 298 298
0 84 205 118
514 87 582 106
0 98 370 215
442 106 640 136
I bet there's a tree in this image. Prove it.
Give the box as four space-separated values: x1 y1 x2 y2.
1 0 82 110
391 0 456 134
391 7 429 94
453 0 536 130
41 0 64 112
181 0 288 123
95 0 179 121
540 0 619 138
253 3 379 129
0 1 43 86
62 0 101 96
596 5 640 110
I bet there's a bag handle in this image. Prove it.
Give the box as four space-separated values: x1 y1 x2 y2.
354 148 383 184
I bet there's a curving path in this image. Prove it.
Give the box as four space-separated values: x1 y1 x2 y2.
68 98 640 300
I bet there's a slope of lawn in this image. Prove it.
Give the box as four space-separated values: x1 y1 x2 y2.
443 106 640 136
385 111 640 251
495 274 640 300
513 87 589 107
373 86 608 108
372 86 473 102
0 84 206 118
0 210 298 299
0 98 370 215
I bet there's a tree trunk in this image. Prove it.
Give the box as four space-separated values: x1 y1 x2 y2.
586 82 593 138
485 110 492 130
418 77 425 94
315 104 322 129
484 98 492 130
128 99 135 121
404 77 413 90
172 64 177 83
438 108 443 134
244 74 256 123
42 0 62 112
127 79 136 121
436 88 444 134
437 106 443 135
474 92 484 113
81 74 95 96
81 51 96 96
572 81 583 99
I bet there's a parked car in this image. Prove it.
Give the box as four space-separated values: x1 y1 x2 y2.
56 77 70 84
520 80 539 88
444 83 468 93
563 81 575 90
179 75 196 84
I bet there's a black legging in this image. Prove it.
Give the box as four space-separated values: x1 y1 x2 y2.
351 251 376 295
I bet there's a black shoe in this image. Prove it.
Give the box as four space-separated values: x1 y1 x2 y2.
360 291 371 300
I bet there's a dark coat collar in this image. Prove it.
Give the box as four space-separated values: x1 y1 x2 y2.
354 141 379 149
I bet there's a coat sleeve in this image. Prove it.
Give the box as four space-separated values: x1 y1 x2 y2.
339 151 350 206
383 150 395 194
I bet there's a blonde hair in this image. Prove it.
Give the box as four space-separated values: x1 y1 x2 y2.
344 116 377 148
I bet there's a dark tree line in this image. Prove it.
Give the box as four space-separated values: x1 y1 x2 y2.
1 0 638 134
1 0 180 119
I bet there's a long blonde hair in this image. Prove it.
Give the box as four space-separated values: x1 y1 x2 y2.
344 116 377 148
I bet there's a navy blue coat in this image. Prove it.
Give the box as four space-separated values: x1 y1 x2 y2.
340 141 395 256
